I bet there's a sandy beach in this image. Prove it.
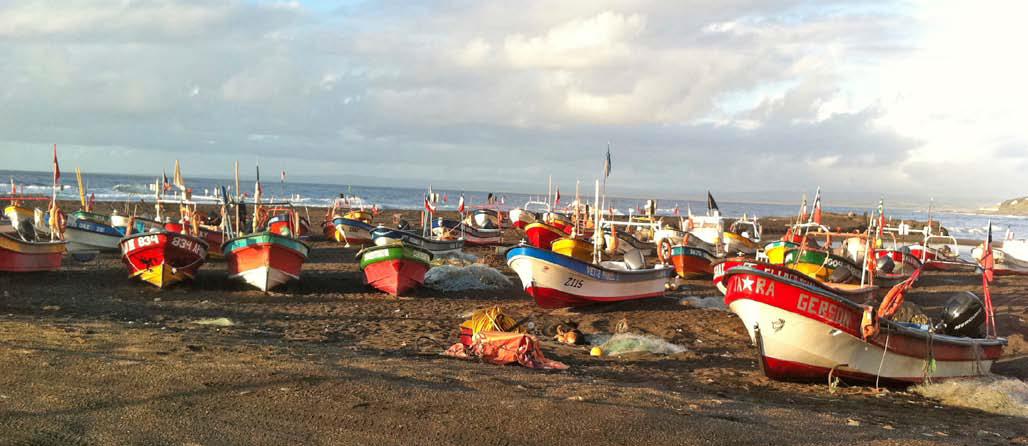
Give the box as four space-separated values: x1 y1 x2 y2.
0 205 1025 445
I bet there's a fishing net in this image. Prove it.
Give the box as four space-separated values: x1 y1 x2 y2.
680 296 728 311
431 251 478 266
425 264 511 291
593 333 688 355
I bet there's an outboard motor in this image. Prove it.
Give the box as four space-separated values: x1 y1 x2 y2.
15 218 37 242
396 219 412 231
876 255 896 274
940 292 985 337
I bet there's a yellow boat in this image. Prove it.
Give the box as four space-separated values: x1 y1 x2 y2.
3 205 34 224
344 209 374 224
551 237 592 262
763 240 797 264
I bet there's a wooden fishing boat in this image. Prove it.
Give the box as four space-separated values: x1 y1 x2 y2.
509 200 549 230
906 235 973 271
470 208 500 229
0 230 66 272
543 212 574 234
723 218 761 256
523 221 568 249
666 244 718 278
506 244 673 309
370 227 464 255
329 214 375 246
601 228 655 256
783 248 863 282
357 243 434 296
551 237 592 262
223 232 310 291
432 219 502 245
723 265 1005 384
64 211 128 252
765 223 830 264
972 239 1028 275
120 231 208 288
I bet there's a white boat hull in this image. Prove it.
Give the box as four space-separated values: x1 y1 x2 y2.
231 266 297 292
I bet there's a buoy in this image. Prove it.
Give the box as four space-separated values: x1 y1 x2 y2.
590 347 603 357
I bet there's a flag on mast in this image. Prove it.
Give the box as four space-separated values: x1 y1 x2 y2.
52 144 60 186
173 160 185 191
811 187 823 224
706 191 719 216
424 195 437 214
603 145 612 178
554 186 561 206
457 193 465 213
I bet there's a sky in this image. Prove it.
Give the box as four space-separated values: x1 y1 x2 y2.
0 0 1024 207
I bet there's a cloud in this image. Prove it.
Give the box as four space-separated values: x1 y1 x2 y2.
0 0 1016 205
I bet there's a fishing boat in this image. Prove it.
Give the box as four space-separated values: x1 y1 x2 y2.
783 247 863 283
370 226 464 256
907 234 971 271
873 248 923 285
223 231 310 291
327 210 375 246
665 244 719 278
432 218 502 245
506 244 673 309
509 200 550 230
64 211 132 252
523 221 568 249
543 212 575 234
470 208 500 229
357 243 434 295
223 202 311 291
0 230 66 272
722 266 1005 383
601 228 655 256
120 231 208 288
972 238 1028 275
765 222 830 265
723 217 761 256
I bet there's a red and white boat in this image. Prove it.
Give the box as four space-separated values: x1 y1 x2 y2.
523 221 568 249
0 230 66 272
509 200 549 230
906 235 973 271
120 231 208 288
972 238 1028 276
722 266 1005 384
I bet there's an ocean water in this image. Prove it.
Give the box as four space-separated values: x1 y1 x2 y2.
1 169 1025 241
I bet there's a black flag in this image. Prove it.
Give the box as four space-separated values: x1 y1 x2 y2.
706 191 720 215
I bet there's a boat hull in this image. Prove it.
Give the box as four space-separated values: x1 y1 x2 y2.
524 222 566 249
0 232 66 272
723 267 1004 384
551 237 592 262
670 245 717 278
223 233 310 291
764 241 798 265
330 217 374 246
120 232 208 288
64 219 123 252
358 244 433 296
433 219 502 245
506 245 672 309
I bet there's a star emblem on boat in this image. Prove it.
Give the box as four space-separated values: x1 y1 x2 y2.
741 277 755 291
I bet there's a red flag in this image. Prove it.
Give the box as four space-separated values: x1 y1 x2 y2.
88 193 95 210
673 205 680 216
443 193 448 203
458 194 465 213
554 187 561 206
52 144 60 186
425 196 436 214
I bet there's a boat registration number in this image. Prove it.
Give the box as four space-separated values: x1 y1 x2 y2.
564 277 584 289
122 234 161 254
171 236 206 257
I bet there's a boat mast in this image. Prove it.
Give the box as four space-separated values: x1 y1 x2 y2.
234 161 241 235
592 179 601 264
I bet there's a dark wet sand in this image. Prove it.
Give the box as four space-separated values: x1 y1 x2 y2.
0 204 1025 445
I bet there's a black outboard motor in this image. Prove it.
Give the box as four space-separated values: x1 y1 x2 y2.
876 255 896 274
396 219 412 231
940 292 985 337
